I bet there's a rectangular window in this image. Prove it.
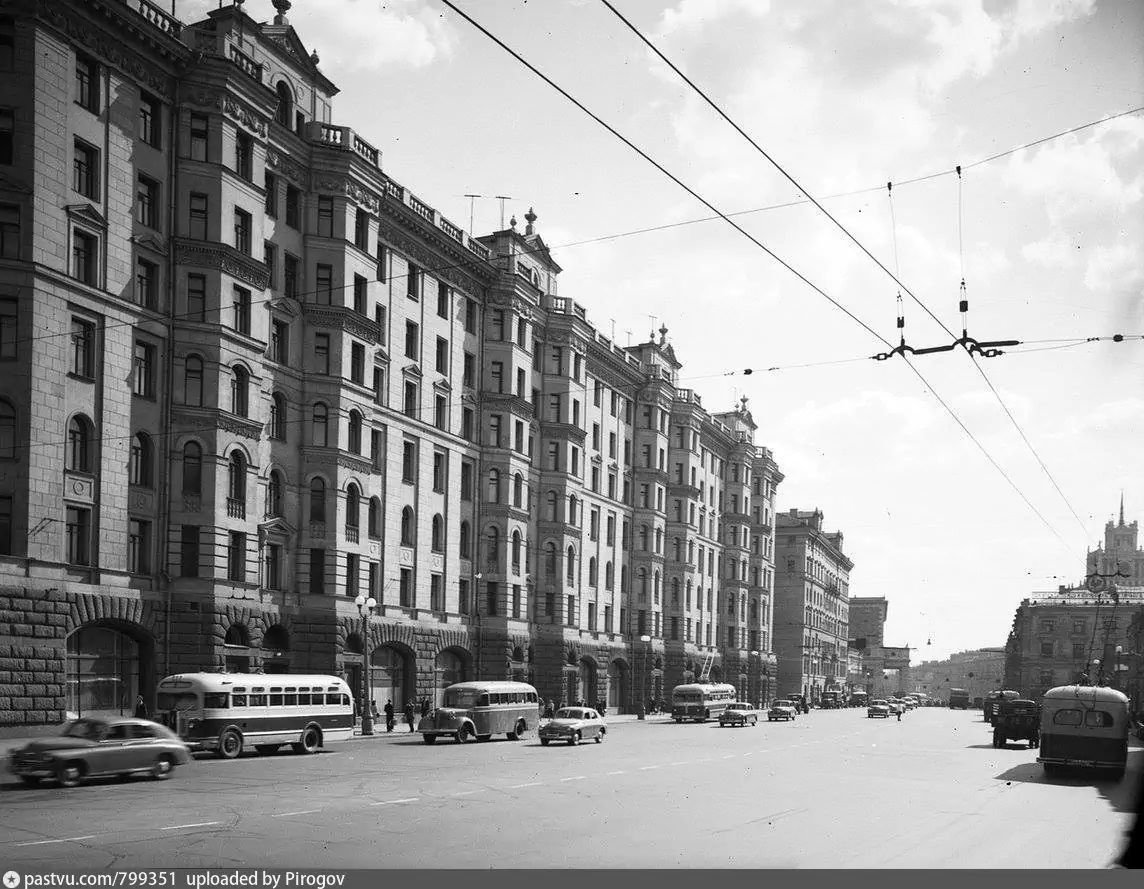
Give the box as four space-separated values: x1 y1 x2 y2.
400 568 414 607
179 526 200 578
406 262 420 301
227 531 246 582
232 286 251 335
317 196 334 237
346 554 359 597
135 258 157 309
350 341 365 385
189 113 208 161
235 131 253 180
434 395 447 430
75 55 98 112
73 139 98 198
136 93 162 148
459 579 470 614
371 429 382 470
486 582 498 617
461 408 474 441
433 451 446 492
465 298 476 333
187 274 206 322
270 319 289 364
285 185 300 228
0 203 17 260
128 518 151 574
314 333 330 374
403 381 418 418
463 352 475 387
461 461 473 501
261 242 276 291
65 506 91 565
233 208 252 254
189 193 208 240
135 175 159 229
435 337 448 374
264 172 277 217
405 321 419 359
402 441 417 483
436 282 449 318
309 548 326 595
284 253 300 299
353 274 367 315
132 340 155 397
316 264 333 305
376 243 387 283
355 209 369 251
566 595 575 626
431 575 443 613
71 317 94 378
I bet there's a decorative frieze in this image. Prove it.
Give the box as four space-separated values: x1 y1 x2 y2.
218 414 264 441
377 221 487 293
183 88 268 138
301 305 380 344
266 148 308 187
313 175 382 215
174 239 271 291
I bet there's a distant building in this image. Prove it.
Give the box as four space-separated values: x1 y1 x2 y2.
914 648 1006 702
847 596 911 697
1087 496 1144 586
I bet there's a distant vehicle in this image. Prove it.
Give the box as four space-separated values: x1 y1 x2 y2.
850 691 869 708
7 717 192 787
819 691 841 709
671 683 737 723
972 696 984 709
719 702 759 727
992 699 1040 749
984 690 1021 726
868 700 890 718
949 688 972 709
419 681 538 744
539 707 606 746
1038 685 1130 779
768 700 797 722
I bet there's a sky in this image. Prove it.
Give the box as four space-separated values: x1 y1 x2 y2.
181 0 1143 664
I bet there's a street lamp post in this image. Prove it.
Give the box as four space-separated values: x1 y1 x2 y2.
1092 658 1102 687
638 634 651 720
354 593 377 735
749 650 759 708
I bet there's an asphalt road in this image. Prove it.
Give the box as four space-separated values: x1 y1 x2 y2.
1 708 1139 869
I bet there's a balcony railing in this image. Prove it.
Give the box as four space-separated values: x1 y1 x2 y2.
229 44 263 83
123 0 182 38
226 498 246 519
345 526 360 544
311 124 382 169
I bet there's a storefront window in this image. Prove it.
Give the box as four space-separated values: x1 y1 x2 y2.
66 625 140 719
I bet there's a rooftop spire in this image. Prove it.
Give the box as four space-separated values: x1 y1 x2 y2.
1119 490 1125 526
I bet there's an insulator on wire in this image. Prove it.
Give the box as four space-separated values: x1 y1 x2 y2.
959 299 968 314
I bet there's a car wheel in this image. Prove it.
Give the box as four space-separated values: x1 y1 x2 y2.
507 719 528 741
456 725 473 744
422 734 437 745
595 729 605 744
151 755 175 781
219 729 243 759
569 731 581 746
55 761 83 788
674 717 682 723
19 775 40 788
297 727 321 754
540 738 550 746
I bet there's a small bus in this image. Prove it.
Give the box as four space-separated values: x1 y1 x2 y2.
948 688 970 709
156 672 354 758
1038 685 1130 779
850 691 869 708
670 683 738 723
417 681 539 744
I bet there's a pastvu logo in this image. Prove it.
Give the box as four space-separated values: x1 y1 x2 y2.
3 870 21 888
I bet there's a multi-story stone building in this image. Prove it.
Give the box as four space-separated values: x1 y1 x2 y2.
1087 496 1144 587
772 509 851 703
914 647 1005 703
0 0 783 729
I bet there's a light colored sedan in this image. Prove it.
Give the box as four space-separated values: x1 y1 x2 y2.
867 699 891 718
719 702 759 727
768 700 797 722
539 707 606 746
8 717 192 787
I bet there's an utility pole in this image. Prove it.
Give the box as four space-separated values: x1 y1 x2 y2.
463 194 483 234
495 196 514 229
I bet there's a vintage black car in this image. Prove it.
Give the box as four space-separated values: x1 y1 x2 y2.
992 699 1040 749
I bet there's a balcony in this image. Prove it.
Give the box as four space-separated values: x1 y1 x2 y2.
123 0 182 38
311 123 381 169
226 498 246 519
345 526 360 544
229 44 263 83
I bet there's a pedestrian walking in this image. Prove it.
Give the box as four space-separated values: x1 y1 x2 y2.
370 700 380 721
544 700 554 719
420 698 430 719
384 700 395 733
404 700 416 732
896 707 902 722
133 695 148 719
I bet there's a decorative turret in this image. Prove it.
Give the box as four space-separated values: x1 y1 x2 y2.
524 207 537 235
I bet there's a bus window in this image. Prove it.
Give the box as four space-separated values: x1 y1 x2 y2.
444 688 480 708
324 693 341 705
297 693 311 706
203 693 229 709
1052 709 1082 725
1085 710 1114 727
232 694 248 707
157 692 198 711
341 694 351 706
269 688 283 706
249 693 267 706
477 694 490 707
283 693 297 705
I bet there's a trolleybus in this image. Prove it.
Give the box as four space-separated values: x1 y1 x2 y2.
670 682 738 722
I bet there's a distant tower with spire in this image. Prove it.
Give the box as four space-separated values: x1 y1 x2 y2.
1086 493 1143 584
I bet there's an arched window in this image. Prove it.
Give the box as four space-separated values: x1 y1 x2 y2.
653 570 661 604
485 526 499 569
368 497 381 538
459 521 471 558
129 432 151 487
230 365 249 417
312 403 328 447
181 442 202 495
655 528 663 553
183 355 203 406
345 484 360 531
566 546 575 584
348 410 362 454
544 542 557 579
487 468 500 503
546 491 558 522
401 506 415 545
638 567 647 601
227 450 246 505
309 477 326 522
269 393 286 441
588 556 597 587
67 415 93 472
432 514 444 553
568 495 578 526
275 80 293 128
266 469 283 517
0 400 13 460
511 530 521 570
513 473 523 507
605 561 614 590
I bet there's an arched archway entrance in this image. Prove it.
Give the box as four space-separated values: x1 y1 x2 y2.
608 660 629 713
66 623 154 719
371 645 413 714
576 658 597 706
434 648 469 706
341 633 364 716
224 624 252 673
261 624 291 673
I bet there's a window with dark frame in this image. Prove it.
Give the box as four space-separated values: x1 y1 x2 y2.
317 196 334 237
65 505 91 566
139 93 161 148
284 253 299 299
136 175 159 229
309 548 326 595
132 340 155 397
235 131 253 181
70 317 94 378
179 526 201 577
406 262 419 301
436 282 449 318
285 185 300 228
264 172 277 216
189 113 208 161
314 333 330 375
353 274 367 314
0 108 13 165
232 286 251 335
270 319 289 364
405 321 418 359
233 208 252 254
73 139 98 199
128 518 151 574
187 274 206 322
189 193 208 240
72 230 97 285
0 18 13 73
75 54 98 112
350 341 365 385
228 531 246 582
135 258 157 309
355 208 369 251
0 203 17 260
316 264 333 305
264 241 276 289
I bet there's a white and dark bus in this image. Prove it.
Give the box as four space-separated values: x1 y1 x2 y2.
670 682 738 723
156 672 354 758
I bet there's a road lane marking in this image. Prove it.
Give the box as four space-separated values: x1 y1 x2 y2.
722 754 736 759
639 765 660 770
670 761 689 766
16 836 97 847
509 782 543 788
160 822 221 831
560 776 586 782
273 810 319 818
606 770 626 776
453 789 484 796
369 797 420 807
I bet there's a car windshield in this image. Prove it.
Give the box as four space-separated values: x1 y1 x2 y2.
61 719 106 740
554 708 582 719
774 701 792 707
872 700 887 706
727 704 747 710
443 688 481 709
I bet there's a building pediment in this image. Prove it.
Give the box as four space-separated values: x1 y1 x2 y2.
132 233 168 256
258 517 297 542
65 203 107 229
268 297 299 316
403 363 423 379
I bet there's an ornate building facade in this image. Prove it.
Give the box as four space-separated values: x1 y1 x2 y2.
0 0 782 729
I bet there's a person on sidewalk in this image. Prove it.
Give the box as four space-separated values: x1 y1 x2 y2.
384 700 395 733
896 707 902 722
404 700 416 732
134 695 148 719
420 698 430 719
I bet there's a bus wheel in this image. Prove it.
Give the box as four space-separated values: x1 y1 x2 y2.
456 724 473 744
219 729 243 759
540 738 550 746
508 719 528 741
296 727 321 754
674 717 682 724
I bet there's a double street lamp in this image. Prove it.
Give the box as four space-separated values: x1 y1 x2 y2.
354 593 377 735
637 634 651 720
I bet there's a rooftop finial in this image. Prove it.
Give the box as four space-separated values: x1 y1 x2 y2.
310 48 320 66
659 323 668 345
509 214 518 230
740 395 749 413
524 207 537 235
272 0 291 24
1119 491 1125 526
